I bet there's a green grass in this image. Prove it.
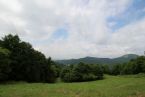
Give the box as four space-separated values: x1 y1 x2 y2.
0 75 145 97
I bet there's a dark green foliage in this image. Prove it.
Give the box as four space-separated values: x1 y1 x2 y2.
109 56 145 75
102 65 111 74
60 63 103 82
111 64 122 75
122 56 145 75
0 47 11 81
0 34 57 83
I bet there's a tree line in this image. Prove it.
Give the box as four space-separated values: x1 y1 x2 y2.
0 34 103 83
102 56 145 75
0 34 145 83
0 34 58 83
60 55 145 82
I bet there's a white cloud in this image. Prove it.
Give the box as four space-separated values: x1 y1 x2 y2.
0 0 22 13
109 17 145 56
0 0 144 59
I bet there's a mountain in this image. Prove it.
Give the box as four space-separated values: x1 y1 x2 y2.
55 54 139 65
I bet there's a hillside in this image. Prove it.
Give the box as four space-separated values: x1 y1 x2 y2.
56 54 139 65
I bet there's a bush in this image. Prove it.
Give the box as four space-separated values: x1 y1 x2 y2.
60 63 103 82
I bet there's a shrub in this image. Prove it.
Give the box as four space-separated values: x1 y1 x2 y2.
60 63 103 82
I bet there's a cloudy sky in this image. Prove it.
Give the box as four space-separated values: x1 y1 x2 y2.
0 0 145 59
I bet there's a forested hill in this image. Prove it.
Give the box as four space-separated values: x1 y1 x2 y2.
56 54 139 65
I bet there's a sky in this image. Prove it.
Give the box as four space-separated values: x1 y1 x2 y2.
0 0 145 59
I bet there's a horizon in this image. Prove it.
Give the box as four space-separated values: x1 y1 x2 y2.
55 53 140 60
0 0 145 59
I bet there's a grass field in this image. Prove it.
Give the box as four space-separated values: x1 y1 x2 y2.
0 75 145 97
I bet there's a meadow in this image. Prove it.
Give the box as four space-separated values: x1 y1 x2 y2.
0 75 145 97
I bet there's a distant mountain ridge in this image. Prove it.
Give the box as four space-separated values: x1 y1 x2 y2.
56 54 139 65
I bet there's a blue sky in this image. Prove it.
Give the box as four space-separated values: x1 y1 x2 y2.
108 0 145 31
0 0 145 59
52 26 69 40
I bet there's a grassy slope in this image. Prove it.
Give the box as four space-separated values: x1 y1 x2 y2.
0 75 145 97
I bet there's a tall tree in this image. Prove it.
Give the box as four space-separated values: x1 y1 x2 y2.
0 47 11 81
0 34 57 83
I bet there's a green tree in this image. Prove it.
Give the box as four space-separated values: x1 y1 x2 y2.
0 47 11 81
60 63 103 82
111 64 122 75
102 65 111 74
0 34 57 83
122 56 145 75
